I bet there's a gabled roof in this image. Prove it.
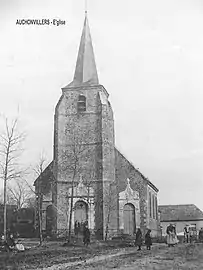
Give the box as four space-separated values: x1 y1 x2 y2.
115 148 159 192
33 161 54 195
159 204 203 222
66 13 99 88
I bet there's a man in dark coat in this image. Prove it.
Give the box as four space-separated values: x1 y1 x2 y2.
83 225 90 247
145 229 152 250
135 228 142 251
74 221 79 238
199 228 203 243
184 226 189 243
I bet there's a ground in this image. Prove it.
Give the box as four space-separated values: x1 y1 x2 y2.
0 239 203 269
74 243 203 270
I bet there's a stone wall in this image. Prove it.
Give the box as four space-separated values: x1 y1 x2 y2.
99 91 118 238
34 162 55 235
115 149 149 234
53 85 118 238
147 186 160 236
38 82 159 239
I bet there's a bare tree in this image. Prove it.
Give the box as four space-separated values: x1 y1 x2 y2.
25 195 37 209
24 153 48 246
0 189 3 204
0 188 16 206
32 154 48 246
0 117 25 241
62 126 86 242
7 180 32 210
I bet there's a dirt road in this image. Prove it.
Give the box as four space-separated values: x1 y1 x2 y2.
64 243 203 270
1 241 203 269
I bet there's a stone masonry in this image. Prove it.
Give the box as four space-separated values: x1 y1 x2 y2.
34 14 160 239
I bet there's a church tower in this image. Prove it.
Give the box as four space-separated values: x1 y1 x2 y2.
53 13 118 239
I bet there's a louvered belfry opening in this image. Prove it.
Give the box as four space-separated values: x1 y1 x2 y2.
77 94 86 112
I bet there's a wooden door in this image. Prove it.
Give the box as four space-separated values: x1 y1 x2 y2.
123 203 135 235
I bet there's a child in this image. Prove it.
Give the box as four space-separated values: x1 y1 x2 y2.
145 229 152 250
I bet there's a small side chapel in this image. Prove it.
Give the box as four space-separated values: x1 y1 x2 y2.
34 13 160 239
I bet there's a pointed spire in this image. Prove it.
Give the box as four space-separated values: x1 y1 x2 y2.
70 13 99 87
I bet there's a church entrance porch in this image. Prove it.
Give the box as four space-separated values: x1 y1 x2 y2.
119 178 141 235
74 200 88 240
123 203 135 235
67 176 95 233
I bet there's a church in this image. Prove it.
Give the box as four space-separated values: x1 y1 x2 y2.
34 13 160 240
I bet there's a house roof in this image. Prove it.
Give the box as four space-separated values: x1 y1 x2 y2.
159 204 203 222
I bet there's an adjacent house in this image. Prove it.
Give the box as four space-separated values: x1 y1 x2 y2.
159 204 203 235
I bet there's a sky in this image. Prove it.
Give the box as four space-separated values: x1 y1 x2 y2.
0 0 203 210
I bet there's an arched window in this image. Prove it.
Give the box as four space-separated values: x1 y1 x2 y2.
152 195 155 219
77 95 86 112
155 196 158 220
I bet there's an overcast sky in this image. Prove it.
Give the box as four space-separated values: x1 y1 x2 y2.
0 0 203 211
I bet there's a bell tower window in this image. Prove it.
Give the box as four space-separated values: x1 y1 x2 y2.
77 95 86 112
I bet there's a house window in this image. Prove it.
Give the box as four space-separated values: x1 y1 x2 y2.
77 95 86 112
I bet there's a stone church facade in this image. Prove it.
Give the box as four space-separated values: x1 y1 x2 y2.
34 14 160 239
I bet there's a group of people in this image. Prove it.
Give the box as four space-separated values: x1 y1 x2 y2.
74 220 90 246
0 231 25 252
135 224 203 250
184 226 203 243
135 228 152 251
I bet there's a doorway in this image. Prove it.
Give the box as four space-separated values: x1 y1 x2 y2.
123 203 135 235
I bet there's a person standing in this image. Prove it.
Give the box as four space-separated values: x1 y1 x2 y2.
145 229 152 250
184 226 189 243
74 220 79 238
172 225 179 245
135 228 143 251
166 224 174 247
83 224 90 247
199 228 203 243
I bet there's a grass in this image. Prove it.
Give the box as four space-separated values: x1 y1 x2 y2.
1 240 203 270
0 240 124 269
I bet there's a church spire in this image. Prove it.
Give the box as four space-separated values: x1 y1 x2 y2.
71 13 99 87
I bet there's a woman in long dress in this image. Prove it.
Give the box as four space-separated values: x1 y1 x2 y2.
166 224 178 246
